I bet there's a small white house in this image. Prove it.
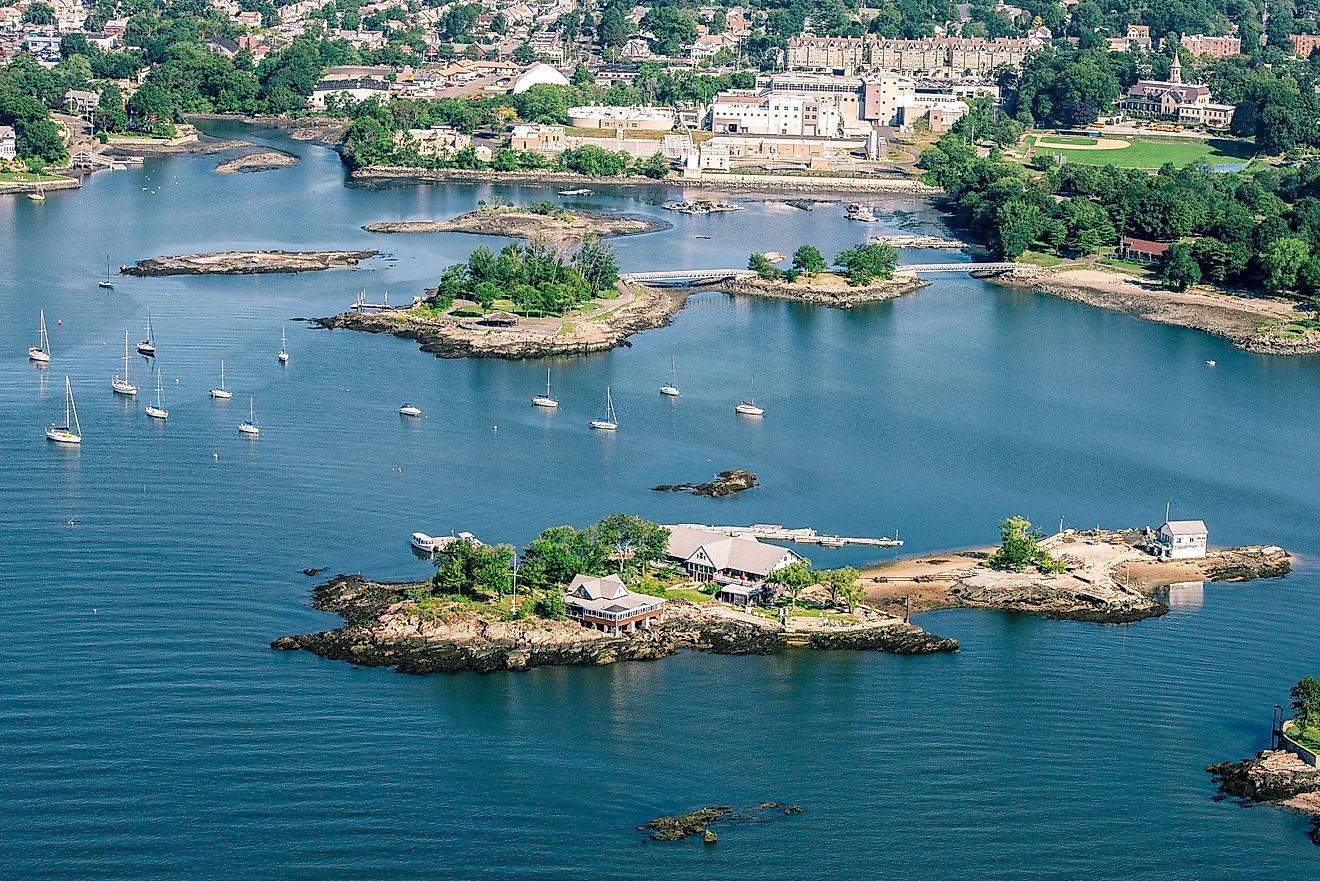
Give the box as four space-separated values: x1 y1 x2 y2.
1153 520 1208 560
0 125 16 161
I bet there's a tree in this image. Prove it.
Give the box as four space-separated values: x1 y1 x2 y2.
833 243 898 284
1260 236 1310 292
991 200 1044 260
1161 243 1201 291
22 2 55 24
431 539 514 597
1291 676 1320 730
791 244 826 276
532 587 566 619
513 43 536 64
766 561 815 610
598 6 631 48
639 7 697 56
824 567 862 609
748 252 780 280
986 517 1067 573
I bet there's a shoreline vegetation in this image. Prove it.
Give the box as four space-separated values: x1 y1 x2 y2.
123 249 378 276
994 266 1320 355
361 202 667 240
862 524 1291 624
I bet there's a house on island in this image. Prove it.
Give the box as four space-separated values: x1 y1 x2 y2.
1117 236 1170 264
665 526 804 604
564 574 666 635
1150 520 1208 560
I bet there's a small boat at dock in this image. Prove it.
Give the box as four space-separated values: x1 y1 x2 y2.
27 182 46 202
663 200 742 215
760 251 785 264
411 531 481 556
28 310 51 364
558 188 593 196
46 376 82 445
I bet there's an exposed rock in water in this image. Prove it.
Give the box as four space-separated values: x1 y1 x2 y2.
362 208 667 241
652 469 758 497
806 623 958 654
214 149 299 174
124 250 378 276
1204 546 1291 582
303 567 326 576
702 829 718 844
1208 749 1320 845
640 806 732 841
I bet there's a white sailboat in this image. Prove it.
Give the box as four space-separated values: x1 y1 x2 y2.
660 356 680 397
532 367 558 408
399 403 422 417
210 360 233 399
27 181 45 202
590 386 618 431
46 376 82 444
98 255 115 289
145 373 168 420
735 375 764 416
111 331 138 396
277 325 289 364
136 311 156 356
239 398 260 435
28 310 51 364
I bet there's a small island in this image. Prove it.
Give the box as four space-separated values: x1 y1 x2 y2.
362 200 666 241
652 469 758 497
214 149 300 174
123 249 379 276
273 515 958 675
639 803 804 843
863 517 1291 623
723 243 927 309
1209 677 1320 845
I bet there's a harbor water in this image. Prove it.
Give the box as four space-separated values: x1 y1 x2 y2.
1 123 1318 879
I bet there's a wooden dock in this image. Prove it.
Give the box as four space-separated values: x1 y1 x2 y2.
351 290 392 311
668 523 902 548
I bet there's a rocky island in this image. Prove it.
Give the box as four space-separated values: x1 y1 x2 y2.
271 574 957 675
362 203 666 241
864 522 1291 624
639 803 804 843
123 249 379 276
652 469 758 497
719 271 927 309
214 149 300 174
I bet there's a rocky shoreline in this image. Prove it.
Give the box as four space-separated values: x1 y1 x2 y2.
1208 750 1320 845
994 267 1320 356
361 207 667 241
271 575 958 675
314 283 688 359
717 273 928 308
351 165 936 194
124 249 378 276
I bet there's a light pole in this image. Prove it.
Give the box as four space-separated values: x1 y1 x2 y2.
511 554 518 613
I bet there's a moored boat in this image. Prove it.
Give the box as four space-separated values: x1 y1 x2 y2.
28 310 51 364
532 368 558 408
590 386 618 431
210 360 232 399
46 376 82 445
111 331 138 396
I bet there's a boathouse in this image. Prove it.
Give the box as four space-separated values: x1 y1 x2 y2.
665 526 803 587
1152 520 1208 560
564 574 665 635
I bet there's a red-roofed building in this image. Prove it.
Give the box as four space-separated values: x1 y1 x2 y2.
1118 237 1171 263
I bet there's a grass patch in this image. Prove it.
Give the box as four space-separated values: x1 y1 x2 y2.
665 587 713 602
1032 135 1255 169
1017 249 1065 267
1037 135 1099 146
1097 257 1155 276
0 171 64 182
1286 721 1320 752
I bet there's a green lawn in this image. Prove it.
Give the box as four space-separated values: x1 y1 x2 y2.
1017 249 1066 268
665 587 713 602
1287 721 1320 752
1030 135 1255 169
1037 135 1100 146
0 171 64 182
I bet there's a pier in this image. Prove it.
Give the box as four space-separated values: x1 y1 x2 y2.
351 290 392 311
623 262 1021 285
666 523 903 548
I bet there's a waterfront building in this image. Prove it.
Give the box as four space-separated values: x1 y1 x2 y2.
564 574 666 635
1180 34 1241 58
0 124 15 161
665 526 804 585
566 105 675 131
1152 520 1209 560
1117 236 1171 263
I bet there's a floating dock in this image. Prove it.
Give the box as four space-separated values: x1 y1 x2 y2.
667 523 902 548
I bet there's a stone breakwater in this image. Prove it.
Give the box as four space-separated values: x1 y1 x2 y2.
271 575 958 675
718 274 927 309
314 284 689 360
124 250 378 276
1208 750 1320 845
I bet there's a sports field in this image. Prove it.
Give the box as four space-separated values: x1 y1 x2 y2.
1028 134 1255 169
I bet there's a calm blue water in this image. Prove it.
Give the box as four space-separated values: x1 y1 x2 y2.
1 123 1318 878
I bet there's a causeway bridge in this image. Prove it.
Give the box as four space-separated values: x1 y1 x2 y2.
622 262 1021 285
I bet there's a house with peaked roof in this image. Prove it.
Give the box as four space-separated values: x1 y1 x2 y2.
564 574 666 634
666 526 804 587
1151 520 1208 560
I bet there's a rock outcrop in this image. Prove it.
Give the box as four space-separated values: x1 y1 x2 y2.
806 623 960 654
214 150 299 174
638 802 805 842
1208 750 1320 845
652 469 758 497
719 273 926 309
124 250 378 276
362 208 666 240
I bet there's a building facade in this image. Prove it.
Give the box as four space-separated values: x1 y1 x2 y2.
785 35 1039 77
1151 520 1208 560
563 574 666 635
1179 34 1241 58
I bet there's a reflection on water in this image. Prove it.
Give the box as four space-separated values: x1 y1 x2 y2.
1163 581 1206 610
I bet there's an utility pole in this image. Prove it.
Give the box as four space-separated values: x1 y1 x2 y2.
511 554 518 613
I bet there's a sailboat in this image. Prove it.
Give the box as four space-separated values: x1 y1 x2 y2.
27 181 45 202
660 356 680 397
111 331 138 396
277 325 289 364
145 372 168 420
46 376 82 444
210 360 232 399
239 398 260 435
532 367 558 408
590 386 618 431
98 256 115 289
735 375 764 416
28 310 51 364
136 311 156 356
